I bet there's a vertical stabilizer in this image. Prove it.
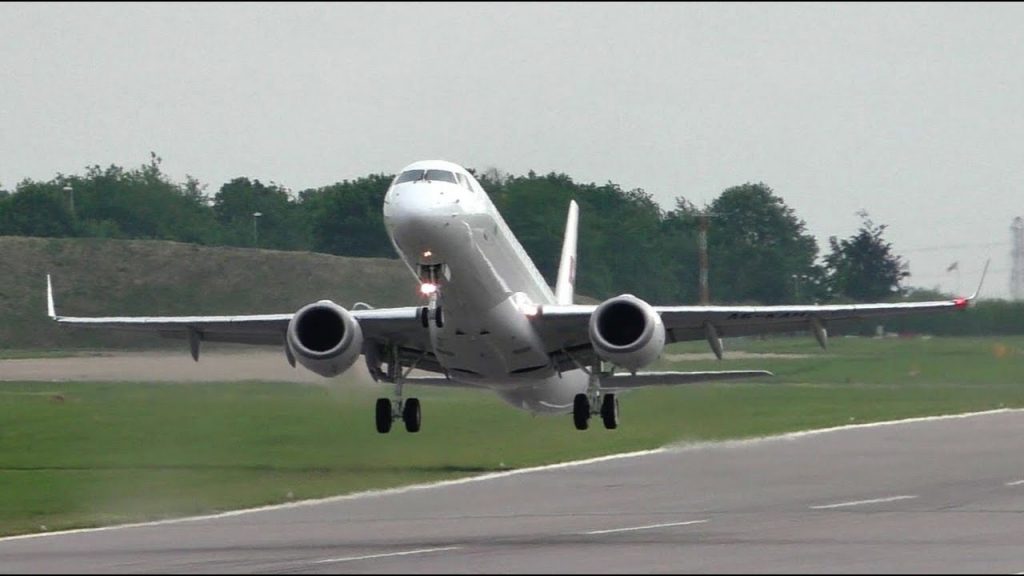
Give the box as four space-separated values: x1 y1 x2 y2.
555 200 579 305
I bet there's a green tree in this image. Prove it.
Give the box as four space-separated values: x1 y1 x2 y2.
490 171 675 302
0 181 75 237
213 177 303 249
824 210 909 301
577 183 669 302
706 183 821 304
298 174 393 257
49 154 219 244
657 197 702 304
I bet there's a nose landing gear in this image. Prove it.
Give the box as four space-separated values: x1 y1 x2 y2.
417 263 446 329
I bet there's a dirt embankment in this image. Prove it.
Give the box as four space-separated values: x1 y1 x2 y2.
0 236 416 349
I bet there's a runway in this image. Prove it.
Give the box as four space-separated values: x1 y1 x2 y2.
0 350 325 383
1 410 1022 573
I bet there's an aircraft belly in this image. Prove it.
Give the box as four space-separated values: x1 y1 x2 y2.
431 289 551 383
496 370 589 414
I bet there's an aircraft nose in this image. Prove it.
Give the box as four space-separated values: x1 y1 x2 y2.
388 183 444 224
385 182 462 247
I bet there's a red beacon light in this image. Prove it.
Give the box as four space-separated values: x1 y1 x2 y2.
953 297 969 310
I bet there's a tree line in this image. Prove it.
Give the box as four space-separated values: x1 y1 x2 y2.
0 154 913 305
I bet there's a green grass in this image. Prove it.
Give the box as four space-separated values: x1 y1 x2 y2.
659 334 1024 386
2 336 1024 537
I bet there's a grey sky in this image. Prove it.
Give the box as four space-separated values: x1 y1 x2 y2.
2 2 1021 298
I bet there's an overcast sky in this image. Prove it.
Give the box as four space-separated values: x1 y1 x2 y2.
2 2 1022 298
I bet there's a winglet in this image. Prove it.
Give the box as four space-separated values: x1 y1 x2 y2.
46 274 56 319
954 259 990 310
968 259 990 301
555 200 579 305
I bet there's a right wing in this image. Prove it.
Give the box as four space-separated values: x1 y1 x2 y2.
46 275 442 373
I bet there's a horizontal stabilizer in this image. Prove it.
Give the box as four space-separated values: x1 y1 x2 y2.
601 370 772 390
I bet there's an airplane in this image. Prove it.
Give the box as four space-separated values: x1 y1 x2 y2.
45 160 986 433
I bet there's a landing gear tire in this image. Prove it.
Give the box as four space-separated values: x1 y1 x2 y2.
434 306 444 328
573 393 590 431
600 393 619 430
402 397 422 433
375 398 392 434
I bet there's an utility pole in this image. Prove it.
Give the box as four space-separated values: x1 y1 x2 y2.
1012 217 1024 300
63 185 74 218
696 208 727 305
253 212 262 248
699 211 710 305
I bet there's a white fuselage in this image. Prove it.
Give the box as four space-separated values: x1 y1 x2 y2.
383 160 588 413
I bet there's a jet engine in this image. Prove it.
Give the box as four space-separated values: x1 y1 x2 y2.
588 294 665 371
286 300 364 378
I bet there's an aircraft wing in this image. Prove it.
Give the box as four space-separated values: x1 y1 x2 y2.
46 275 434 367
656 298 970 341
538 296 974 368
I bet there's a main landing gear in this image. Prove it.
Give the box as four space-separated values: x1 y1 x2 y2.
573 392 619 431
375 396 421 434
374 345 423 434
572 362 619 431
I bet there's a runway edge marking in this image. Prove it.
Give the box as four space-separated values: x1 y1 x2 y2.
2 407 1020 543
809 494 918 510
311 546 463 564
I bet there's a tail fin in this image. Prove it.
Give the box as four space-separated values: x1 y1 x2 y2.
555 200 579 305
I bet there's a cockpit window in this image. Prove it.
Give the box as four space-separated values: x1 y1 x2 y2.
395 170 425 184
394 169 459 185
425 170 457 184
456 172 473 191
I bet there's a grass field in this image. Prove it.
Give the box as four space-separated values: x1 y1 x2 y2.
1 335 1023 537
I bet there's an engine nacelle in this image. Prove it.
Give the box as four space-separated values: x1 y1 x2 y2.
286 300 363 378
588 294 665 372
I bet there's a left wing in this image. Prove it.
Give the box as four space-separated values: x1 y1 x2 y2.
539 296 976 368
540 261 988 364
